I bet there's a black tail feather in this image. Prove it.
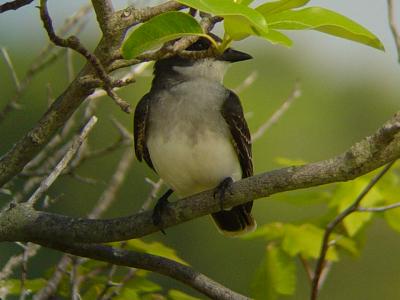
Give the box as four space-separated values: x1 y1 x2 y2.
211 202 256 236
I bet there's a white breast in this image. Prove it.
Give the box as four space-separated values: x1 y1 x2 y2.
147 128 241 197
147 79 242 198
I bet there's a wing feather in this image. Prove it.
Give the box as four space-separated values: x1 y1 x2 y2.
134 94 155 171
221 90 253 178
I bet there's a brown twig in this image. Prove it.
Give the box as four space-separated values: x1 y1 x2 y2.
88 148 134 219
101 269 137 300
0 4 92 124
39 0 131 113
0 0 33 13
358 201 400 212
310 160 396 300
233 70 258 94
252 81 301 142
299 254 313 284
91 0 114 38
1 47 21 92
35 240 250 300
0 243 40 280
388 0 400 62
27 116 98 206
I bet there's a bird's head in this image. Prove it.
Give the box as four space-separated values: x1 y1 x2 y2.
153 37 252 83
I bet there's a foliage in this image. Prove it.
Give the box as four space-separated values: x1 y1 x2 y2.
122 0 384 58
243 162 400 299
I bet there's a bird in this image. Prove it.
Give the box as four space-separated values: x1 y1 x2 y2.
133 38 256 237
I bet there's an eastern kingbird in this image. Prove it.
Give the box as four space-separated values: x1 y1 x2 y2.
134 38 256 236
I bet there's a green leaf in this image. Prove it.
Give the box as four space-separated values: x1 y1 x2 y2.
384 207 400 232
251 244 296 299
125 277 162 293
1 278 47 294
242 222 286 240
257 0 310 16
332 233 359 256
282 224 338 260
115 288 141 300
122 11 210 59
168 289 201 300
177 0 268 40
330 178 383 236
266 244 296 295
265 7 384 50
275 156 307 166
124 239 187 265
260 30 293 47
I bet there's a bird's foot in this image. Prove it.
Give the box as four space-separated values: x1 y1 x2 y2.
214 177 234 211
152 189 173 235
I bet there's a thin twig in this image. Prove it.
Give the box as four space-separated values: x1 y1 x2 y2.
34 144 134 299
32 256 72 300
141 178 164 212
252 81 301 142
0 0 34 13
0 4 91 124
101 269 137 300
39 0 131 113
19 243 29 300
27 116 98 206
388 0 400 62
310 160 396 300
0 244 40 280
1 47 21 92
233 71 258 94
358 201 400 212
70 257 80 300
299 255 313 284
66 48 74 83
88 148 134 219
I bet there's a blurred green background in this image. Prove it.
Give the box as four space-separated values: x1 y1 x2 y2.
1 0 400 299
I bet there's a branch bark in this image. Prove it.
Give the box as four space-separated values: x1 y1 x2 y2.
0 0 33 13
1 112 399 244
34 240 249 300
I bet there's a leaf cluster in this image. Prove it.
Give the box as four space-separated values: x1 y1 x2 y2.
122 0 384 59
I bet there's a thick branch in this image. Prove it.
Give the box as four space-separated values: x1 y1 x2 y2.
1 112 399 244
91 0 114 38
34 240 248 300
112 1 184 31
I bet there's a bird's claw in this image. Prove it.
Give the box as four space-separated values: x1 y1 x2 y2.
213 177 234 211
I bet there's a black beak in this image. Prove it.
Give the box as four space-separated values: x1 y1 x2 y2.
218 48 253 63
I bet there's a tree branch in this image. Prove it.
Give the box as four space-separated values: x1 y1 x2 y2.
34 240 249 300
310 160 396 300
111 1 184 31
91 0 114 38
0 0 33 13
388 0 400 62
1 112 399 244
26 116 97 206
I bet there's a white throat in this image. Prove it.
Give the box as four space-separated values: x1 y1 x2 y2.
173 59 229 83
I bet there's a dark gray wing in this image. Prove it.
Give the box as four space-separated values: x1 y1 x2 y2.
212 90 255 234
221 90 253 178
134 93 155 171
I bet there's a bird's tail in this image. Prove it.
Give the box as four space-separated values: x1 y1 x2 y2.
211 201 256 237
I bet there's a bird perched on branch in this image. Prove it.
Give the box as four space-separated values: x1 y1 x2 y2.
134 38 256 236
